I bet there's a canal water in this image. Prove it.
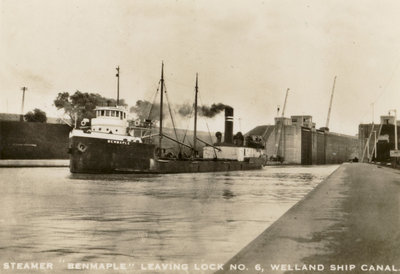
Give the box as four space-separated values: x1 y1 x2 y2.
0 165 338 272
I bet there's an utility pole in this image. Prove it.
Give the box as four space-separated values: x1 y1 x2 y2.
116 66 120 105
21 87 27 121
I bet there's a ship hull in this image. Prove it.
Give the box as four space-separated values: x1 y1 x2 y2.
69 135 156 173
69 135 264 174
151 157 264 173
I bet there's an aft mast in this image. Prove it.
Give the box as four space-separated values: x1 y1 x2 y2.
193 73 199 157
159 62 164 157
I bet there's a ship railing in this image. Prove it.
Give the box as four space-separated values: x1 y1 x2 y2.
196 137 222 152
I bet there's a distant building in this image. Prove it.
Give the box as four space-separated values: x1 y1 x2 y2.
359 115 400 163
290 115 316 129
380 115 395 125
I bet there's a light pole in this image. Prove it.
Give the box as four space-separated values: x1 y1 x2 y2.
374 130 377 159
389 109 398 151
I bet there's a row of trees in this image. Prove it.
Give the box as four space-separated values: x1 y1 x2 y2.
53 91 167 125
21 91 148 125
24 90 199 125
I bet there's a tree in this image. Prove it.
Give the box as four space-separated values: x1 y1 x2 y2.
24 108 47 123
54 91 127 125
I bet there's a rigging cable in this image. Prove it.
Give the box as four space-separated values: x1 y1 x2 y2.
358 54 400 123
198 93 218 158
147 80 160 121
182 89 195 145
163 82 182 152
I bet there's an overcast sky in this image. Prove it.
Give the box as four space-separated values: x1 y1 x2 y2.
2 0 400 135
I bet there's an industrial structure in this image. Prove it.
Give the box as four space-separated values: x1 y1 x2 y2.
246 115 358 165
246 77 358 165
359 114 400 164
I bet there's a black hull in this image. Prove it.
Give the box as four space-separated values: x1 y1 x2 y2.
69 136 264 174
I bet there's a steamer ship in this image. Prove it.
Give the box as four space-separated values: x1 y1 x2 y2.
68 64 265 173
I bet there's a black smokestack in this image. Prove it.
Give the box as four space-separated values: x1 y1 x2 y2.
224 106 234 144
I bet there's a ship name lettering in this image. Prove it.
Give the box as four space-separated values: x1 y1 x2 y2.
107 140 130 145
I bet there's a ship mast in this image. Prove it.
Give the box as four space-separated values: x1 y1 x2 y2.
159 62 164 157
193 73 199 157
116 66 120 105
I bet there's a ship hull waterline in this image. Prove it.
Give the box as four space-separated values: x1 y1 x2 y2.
69 136 265 174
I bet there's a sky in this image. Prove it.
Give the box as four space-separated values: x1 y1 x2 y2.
2 0 400 135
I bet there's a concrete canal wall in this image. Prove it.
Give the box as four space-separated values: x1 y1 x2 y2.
0 121 71 159
324 132 358 164
247 124 358 165
217 163 400 274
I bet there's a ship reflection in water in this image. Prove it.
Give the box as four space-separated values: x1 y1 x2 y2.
0 165 338 269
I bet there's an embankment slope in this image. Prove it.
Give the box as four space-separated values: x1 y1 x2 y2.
218 163 400 274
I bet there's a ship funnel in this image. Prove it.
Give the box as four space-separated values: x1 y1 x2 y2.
224 107 234 144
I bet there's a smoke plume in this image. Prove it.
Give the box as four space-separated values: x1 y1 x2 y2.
130 100 163 121
130 100 230 121
199 103 230 118
177 103 230 118
177 103 193 117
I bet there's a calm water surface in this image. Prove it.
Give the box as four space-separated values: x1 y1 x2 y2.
0 165 338 272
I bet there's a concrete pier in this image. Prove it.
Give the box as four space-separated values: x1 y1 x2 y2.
218 163 400 273
0 159 69 167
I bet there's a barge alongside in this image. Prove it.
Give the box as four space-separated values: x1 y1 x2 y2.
68 64 265 173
